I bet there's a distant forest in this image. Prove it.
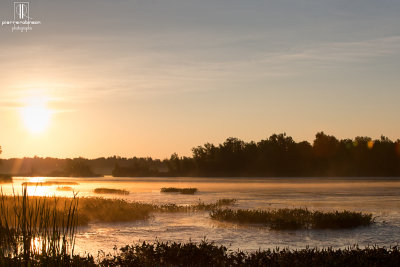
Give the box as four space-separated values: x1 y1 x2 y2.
1 132 400 177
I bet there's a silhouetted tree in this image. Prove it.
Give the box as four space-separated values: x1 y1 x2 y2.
1 132 399 178
64 158 98 177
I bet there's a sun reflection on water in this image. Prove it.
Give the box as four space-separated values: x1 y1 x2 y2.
28 177 46 183
25 177 51 196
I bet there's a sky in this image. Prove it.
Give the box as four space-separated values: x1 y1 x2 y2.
0 0 400 159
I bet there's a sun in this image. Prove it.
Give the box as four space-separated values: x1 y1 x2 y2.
21 100 52 134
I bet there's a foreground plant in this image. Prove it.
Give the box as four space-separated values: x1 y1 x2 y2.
1 240 400 266
210 208 373 230
99 241 400 267
0 186 79 261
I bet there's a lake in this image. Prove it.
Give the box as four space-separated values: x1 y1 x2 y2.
2 176 400 255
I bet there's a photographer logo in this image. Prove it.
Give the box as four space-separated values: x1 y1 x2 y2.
1 1 41 32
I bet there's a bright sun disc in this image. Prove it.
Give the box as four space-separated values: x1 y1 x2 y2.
21 104 52 134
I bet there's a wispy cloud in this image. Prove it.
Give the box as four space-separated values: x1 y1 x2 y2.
262 36 400 66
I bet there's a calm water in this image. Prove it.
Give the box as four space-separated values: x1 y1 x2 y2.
2 177 400 255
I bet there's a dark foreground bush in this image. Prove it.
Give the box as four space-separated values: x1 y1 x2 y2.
2 241 400 266
161 187 198 194
99 241 400 267
0 254 97 267
210 208 373 230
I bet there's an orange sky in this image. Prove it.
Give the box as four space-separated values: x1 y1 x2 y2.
1 0 400 159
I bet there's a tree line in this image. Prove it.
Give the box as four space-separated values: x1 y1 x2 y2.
1 132 400 177
166 132 400 177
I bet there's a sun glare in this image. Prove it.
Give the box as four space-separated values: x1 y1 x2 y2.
21 99 52 134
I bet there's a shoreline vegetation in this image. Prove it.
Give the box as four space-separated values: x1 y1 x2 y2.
0 192 238 226
0 132 399 178
0 187 389 266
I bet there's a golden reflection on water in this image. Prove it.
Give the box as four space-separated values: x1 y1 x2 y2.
28 177 46 183
26 184 51 196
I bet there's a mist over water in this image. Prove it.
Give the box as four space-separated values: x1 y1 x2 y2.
2 177 400 255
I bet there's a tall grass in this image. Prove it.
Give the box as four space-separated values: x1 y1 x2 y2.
0 194 237 229
210 208 373 230
0 186 79 262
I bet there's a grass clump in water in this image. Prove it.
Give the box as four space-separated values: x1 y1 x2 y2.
157 198 237 212
94 188 129 195
210 208 373 230
160 187 198 194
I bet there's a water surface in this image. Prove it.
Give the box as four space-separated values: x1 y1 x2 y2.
2 177 400 255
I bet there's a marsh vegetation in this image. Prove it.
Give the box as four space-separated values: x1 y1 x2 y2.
0 185 391 266
210 208 373 230
0 187 78 262
0 191 237 226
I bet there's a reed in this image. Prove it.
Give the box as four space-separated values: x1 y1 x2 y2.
0 195 236 228
160 187 198 194
210 208 373 230
0 186 79 262
93 188 129 195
